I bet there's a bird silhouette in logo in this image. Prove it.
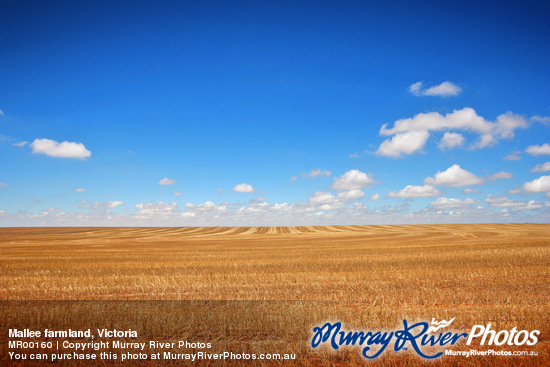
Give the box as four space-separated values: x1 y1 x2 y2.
427 317 455 333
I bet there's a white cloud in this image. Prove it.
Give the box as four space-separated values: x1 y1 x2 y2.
0 110 3 115
13 141 28 147
0 183 8 187
307 169 331 177
92 201 123 209
462 188 479 194
424 164 484 187
522 175 550 193
438 132 464 150
503 150 521 161
135 201 179 218
73 188 85 193
332 169 374 191
507 188 522 195
526 143 550 156
174 191 182 196
233 183 255 193
531 162 550 172
485 195 544 211
531 115 550 126
338 189 365 200
376 108 527 157
368 193 380 201
486 171 513 180
388 185 441 198
375 130 430 157
409 81 462 97
30 138 91 159
158 177 176 185
289 176 298 181
308 191 337 205
430 197 477 209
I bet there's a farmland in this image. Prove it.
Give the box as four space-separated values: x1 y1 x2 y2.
0 223 548 366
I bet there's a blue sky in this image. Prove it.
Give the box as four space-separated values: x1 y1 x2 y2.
1 0 549 226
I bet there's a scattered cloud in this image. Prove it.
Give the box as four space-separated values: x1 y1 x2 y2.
289 176 298 181
376 108 527 157
462 188 479 194
522 175 550 194
13 141 28 147
531 162 550 172
73 188 85 193
0 110 3 115
217 187 225 194
135 201 179 218
306 169 331 177
308 191 337 205
424 164 484 187
158 177 176 185
438 132 464 150
376 130 430 157
525 143 550 156
349 152 360 158
337 189 365 200
430 197 477 209
332 169 374 191
368 193 380 201
30 138 91 159
92 201 123 209
531 115 550 126
233 183 255 193
174 191 182 196
486 171 513 180
409 81 462 97
0 182 9 187
388 184 441 198
503 150 521 160
485 195 545 211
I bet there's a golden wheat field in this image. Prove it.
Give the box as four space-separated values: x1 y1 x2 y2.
0 223 549 366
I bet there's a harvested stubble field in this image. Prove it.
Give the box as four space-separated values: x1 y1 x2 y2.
0 223 549 366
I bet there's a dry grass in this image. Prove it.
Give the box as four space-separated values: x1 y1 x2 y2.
0 223 548 366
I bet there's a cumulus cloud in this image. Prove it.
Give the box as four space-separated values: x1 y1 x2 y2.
332 169 374 191
430 197 477 209
531 115 550 126
30 138 91 159
92 201 123 209
438 132 464 150
308 191 337 205
158 177 176 185
337 189 365 200
376 130 430 157
424 164 484 187
486 171 513 180
531 162 550 173
485 195 544 211
73 188 85 193
289 176 298 181
368 193 380 201
174 191 182 196
462 188 479 194
306 169 331 177
233 183 255 193
503 150 521 161
135 201 179 218
522 175 550 193
526 143 550 156
388 185 441 198
409 81 462 97
376 108 527 157
13 141 28 147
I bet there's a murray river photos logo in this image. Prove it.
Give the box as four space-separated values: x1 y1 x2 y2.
311 318 540 359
